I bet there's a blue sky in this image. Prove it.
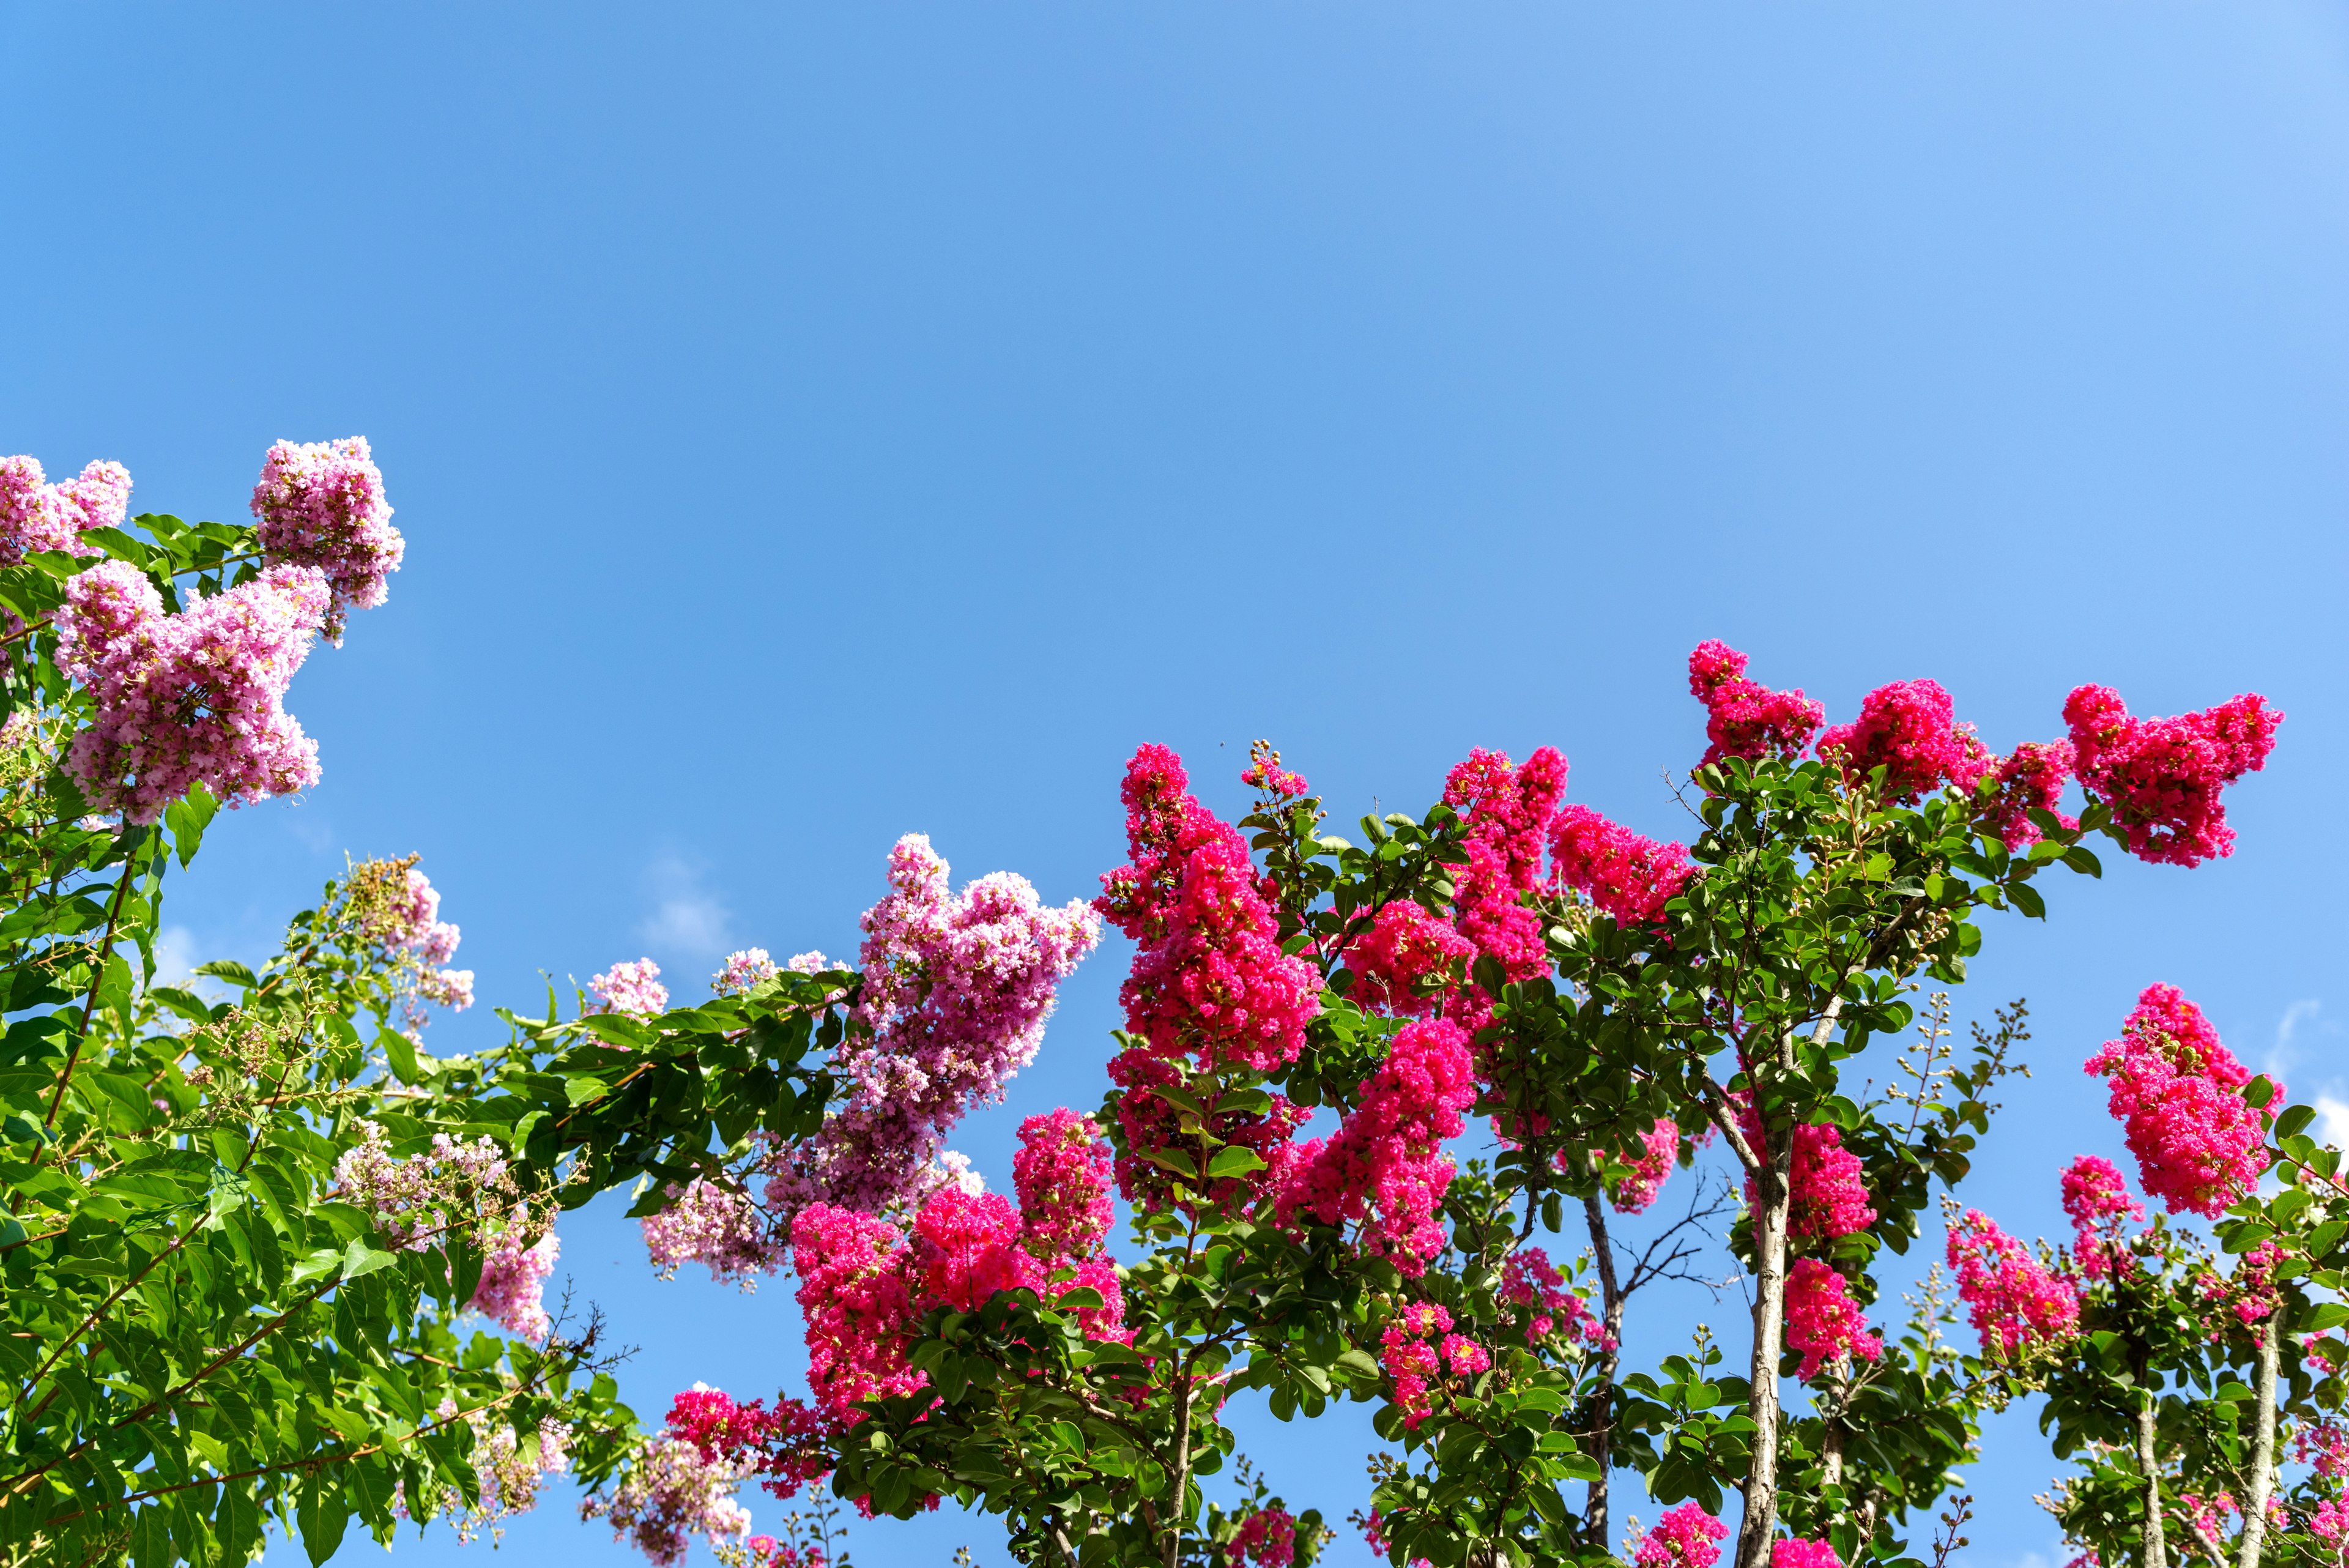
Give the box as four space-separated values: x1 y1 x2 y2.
5 3 2347 1564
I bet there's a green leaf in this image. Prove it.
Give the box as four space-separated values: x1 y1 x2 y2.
341 1238 399 1281
1206 1146 1267 1180
2276 1104 2317 1141
163 783 219 870
2007 881 2046 920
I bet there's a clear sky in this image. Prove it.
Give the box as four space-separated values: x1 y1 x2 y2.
5 4 2347 1566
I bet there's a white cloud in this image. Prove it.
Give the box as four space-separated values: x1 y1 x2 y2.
636 853 732 965
2268 998 2324 1078
2317 1094 2349 1153
151 924 201 987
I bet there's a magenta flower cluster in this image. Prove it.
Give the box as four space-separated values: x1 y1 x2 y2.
1783 1258 1882 1380
1498 1246 1603 1349
1772 1539 1844 1568
1946 1207 2080 1359
1635 1504 1730 1568
1225 1505 1299 1567
1442 745 1570 998
52 559 332 822
1379 1301 1486 1431
0 454 132 567
250 436 404 641
1274 1017 1479 1275
1344 899 1473 1018
2083 983 2269 1217
2064 685 2282 867
2058 1153 2145 1279
1549 804 1694 929
1734 1098 1876 1243
1687 641 1824 768
1608 1120 1681 1214
1816 677 1991 804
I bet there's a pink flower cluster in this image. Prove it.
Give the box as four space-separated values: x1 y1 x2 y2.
1816 678 1991 803
1783 1259 1882 1380
2064 685 2282 868
1687 641 1823 768
1499 1246 1603 1349
1947 1208 2080 1359
250 436 403 640
590 958 670 1017
1443 746 1571 995
52 559 330 822
1099 745 1320 1076
0 453 132 566
472 1233 560 1340
644 1177 784 1290
1609 1120 1681 1214
1635 1504 1730 1568
1549 805 1694 929
1224 1506 1299 1567
1239 738 1308 799
331 1121 558 1339
713 949 781 996
769 834 1099 1227
2084 984 2269 1217
2059 1154 2145 1279
1380 1302 1483 1430
789 1107 1128 1424
2226 1242 2285 1328
1274 1018 1477 1274
1344 899 1474 1017
2293 1420 2349 1481
1734 1099 1876 1241
666 1386 833 1502
1772 1539 1843 1568
581 1435 752 1567
388 866 462 965
1982 740 2079 851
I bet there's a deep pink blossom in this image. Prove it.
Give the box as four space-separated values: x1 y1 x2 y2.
1239 739 1308 799
789 1205 924 1424
2084 984 2269 1217
1817 678 1992 803
1948 1208 2080 1359
2059 1154 2145 1277
1110 1047 1311 1214
0 455 132 566
1443 746 1569 991
1635 1504 1731 1568
1609 1119 1680 1214
1687 641 1824 768
1735 1099 1876 1241
664 1386 832 1502
1344 899 1474 1017
1225 1506 1298 1567
910 1187 1045 1312
1274 1018 1477 1274
1772 1539 1842 1568
1099 745 1320 1076
1013 1108 1114 1264
1379 1301 1455 1430
2064 685 2282 867
53 559 331 822
1499 1246 1605 1349
1550 806 1694 928
1981 740 2079 850
1784 1259 1882 1380
250 436 403 639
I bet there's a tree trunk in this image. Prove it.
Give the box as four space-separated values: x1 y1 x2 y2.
1163 1375 1193 1568
1583 1192 1627 1551
1732 1115 1795 1568
2236 1310 2282 1568
2137 1398 2168 1568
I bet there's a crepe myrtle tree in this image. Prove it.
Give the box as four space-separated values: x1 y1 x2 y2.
610 645 2340 1568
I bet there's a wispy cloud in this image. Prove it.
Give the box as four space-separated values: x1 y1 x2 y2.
2268 1000 2347 1149
2267 998 2325 1079
151 925 201 987
636 853 732 967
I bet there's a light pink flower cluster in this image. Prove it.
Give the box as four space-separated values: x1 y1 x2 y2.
0 454 132 566
1609 1119 1681 1214
2059 1154 2145 1278
331 1121 558 1338
2063 686 2282 868
1772 1539 1843 1568
1225 1506 1299 1567
1344 899 1474 1017
770 834 1099 1226
388 866 462 964
1549 806 1694 929
52 559 330 822
590 958 670 1017
1784 1258 1883 1380
1981 740 2079 850
644 1177 784 1290
1635 1504 1731 1568
472 1233 560 1340
1948 1208 2080 1359
1499 1246 1603 1349
1442 746 1571 995
713 949 781 995
1735 1099 1876 1241
1687 641 1824 768
666 1385 834 1502
1381 1302 1479 1430
1274 1018 1477 1274
250 436 403 640
1100 745 1320 1075
2084 983 2269 1217
581 1435 752 1567
1816 678 1991 803
398 1403 571 1544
